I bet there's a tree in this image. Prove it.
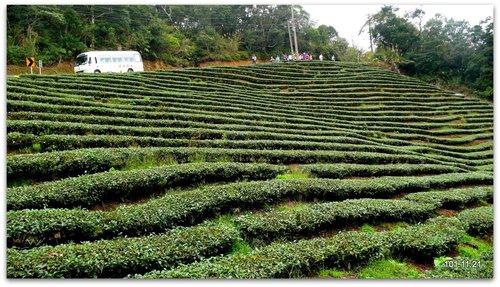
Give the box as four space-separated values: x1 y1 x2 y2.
370 5 419 55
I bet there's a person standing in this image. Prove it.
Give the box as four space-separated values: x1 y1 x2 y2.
252 54 257 64
319 53 323 61
275 55 281 63
331 54 336 61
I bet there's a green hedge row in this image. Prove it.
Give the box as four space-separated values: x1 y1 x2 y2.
403 144 493 160
9 94 491 144
235 186 492 242
8 147 458 182
9 80 474 115
7 172 492 247
170 68 436 86
403 186 493 209
7 107 491 156
154 65 428 82
9 120 411 146
8 105 492 141
3 132 439 158
136 216 466 278
8 208 108 248
8 77 449 110
457 206 493 235
8 98 492 151
8 82 491 131
10 73 480 115
7 162 286 210
7 222 239 278
9 132 488 165
299 163 464 178
390 132 493 146
6 108 492 149
11 76 445 101
235 199 436 241
8 91 491 131
13 74 445 98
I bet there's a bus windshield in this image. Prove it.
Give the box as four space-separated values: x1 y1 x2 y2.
75 54 88 66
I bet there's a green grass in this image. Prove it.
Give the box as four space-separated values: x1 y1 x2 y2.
31 143 42 152
215 215 252 256
318 268 348 279
274 201 309 211
458 234 493 259
382 221 410 231
214 215 235 227
360 224 376 233
356 259 421 279
275 170 309 180
229 239 253 255
187 154 207 163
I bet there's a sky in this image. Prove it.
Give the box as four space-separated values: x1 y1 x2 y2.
303 4 493 51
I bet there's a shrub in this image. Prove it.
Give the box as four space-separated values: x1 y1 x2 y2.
403 186 493 209
7 173 492 247
7 162 286 210
457 206 493 235
136 216 467 279
7 222 239 278
235 199 436 241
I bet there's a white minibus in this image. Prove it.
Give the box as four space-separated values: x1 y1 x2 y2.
74 51 144 73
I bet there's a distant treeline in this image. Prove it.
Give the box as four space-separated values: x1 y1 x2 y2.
365 6 493 100
7 5 493 99
7 5 360 67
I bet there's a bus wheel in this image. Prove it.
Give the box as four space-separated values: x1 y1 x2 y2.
94 70 101 73
127 68 134 72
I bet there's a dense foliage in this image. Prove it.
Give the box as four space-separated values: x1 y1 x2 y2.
367 6 493 99
7 5 357 66
136 212 489 278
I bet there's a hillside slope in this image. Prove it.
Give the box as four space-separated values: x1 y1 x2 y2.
6 61 493 278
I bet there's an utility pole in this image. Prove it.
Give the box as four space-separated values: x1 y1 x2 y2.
368 19 373 54
90 6 95 50
291 5 299 59
287 21 294 58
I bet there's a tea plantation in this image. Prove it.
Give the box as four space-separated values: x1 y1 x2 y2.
6 61 493 278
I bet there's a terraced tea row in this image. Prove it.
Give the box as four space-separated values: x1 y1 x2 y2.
8 206 493 278
7 173 492 247
137 207 493 279
6 61 493 279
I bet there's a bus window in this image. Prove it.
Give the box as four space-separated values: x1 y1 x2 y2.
112 57 122 63
76 54 88 66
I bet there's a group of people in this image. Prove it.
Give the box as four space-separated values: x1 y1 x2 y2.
251 53 336 64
